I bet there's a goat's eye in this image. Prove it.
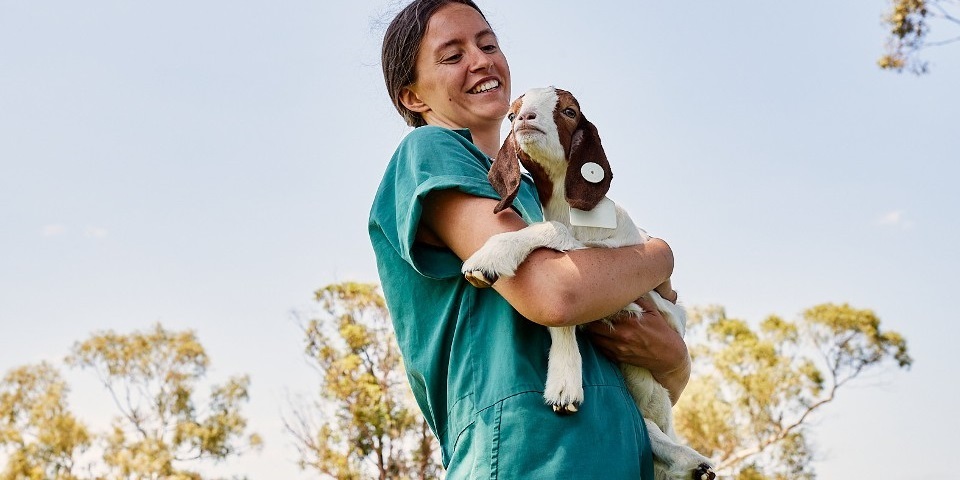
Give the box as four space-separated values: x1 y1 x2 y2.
562 108 577 118
507 112 517 122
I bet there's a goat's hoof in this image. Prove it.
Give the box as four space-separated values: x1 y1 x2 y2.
551 402 579 415
693 464 716 480
463 270 498 288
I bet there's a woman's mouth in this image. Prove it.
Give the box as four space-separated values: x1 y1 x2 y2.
469 79 500 94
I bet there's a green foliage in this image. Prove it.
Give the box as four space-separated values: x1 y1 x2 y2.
880 0 960 73
65 323 260 479
676 303 911 479
0 363 90 480
286 282 443 480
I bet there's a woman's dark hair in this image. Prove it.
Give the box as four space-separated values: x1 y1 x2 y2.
381 0 488 127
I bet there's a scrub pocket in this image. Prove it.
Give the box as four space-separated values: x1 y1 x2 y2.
446 399 504 480
495 389 646 480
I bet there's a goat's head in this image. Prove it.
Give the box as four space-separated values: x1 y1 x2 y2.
489 86 612 214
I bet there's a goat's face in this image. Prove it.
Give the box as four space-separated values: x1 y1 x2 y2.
507 87 581 176
489 86 612 213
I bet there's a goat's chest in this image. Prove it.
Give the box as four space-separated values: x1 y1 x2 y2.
542 198 647 248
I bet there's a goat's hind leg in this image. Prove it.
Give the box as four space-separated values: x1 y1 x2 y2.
543 325 583 414
646 419 715 480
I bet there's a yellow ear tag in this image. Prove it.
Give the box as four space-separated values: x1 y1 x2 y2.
569 197 617 229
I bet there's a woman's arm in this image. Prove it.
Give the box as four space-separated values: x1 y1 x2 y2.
420 189 674 327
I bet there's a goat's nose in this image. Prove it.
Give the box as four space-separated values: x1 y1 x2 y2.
518 111 537 121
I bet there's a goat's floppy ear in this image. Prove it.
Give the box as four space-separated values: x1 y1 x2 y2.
565 114 612 211
489 130 522 214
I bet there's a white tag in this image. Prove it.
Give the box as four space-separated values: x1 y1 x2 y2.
580 162 605 183
569 197 617 229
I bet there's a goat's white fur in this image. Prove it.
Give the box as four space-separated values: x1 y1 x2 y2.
461 87 715 480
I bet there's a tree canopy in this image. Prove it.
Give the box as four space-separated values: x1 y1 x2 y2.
285 282 442 480
67 323 262 479
880 0 960 73
675 303 911 479
0 363 90 480
0 324 259 480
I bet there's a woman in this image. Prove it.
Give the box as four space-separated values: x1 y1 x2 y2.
369 1 690 477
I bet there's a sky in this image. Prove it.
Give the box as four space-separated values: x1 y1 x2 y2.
1 0 958 478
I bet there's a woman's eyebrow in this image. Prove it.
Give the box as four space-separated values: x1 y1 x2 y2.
476 28 497 42
435 28 496 51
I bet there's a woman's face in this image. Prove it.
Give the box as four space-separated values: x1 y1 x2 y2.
402 3 511 131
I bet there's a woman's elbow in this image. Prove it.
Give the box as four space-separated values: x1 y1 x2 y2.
511 286 584 328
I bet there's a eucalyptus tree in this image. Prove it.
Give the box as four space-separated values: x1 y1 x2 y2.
68 324 261 480
286 282 442 480
880 0 960 73
0 362 90 480
675 303 911 479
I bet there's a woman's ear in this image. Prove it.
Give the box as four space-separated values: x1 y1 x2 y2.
399 86 430 114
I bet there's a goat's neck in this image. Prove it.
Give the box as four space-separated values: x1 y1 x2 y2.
520 155 571 226
542 183 571 226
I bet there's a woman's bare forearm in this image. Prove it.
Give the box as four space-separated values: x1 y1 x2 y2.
422 189 674 327
494 239 674 327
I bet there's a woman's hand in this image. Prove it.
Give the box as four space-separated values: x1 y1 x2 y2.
582 294 691 404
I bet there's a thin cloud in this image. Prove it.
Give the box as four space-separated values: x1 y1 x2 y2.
877 209 913 229
84 226 109 239
42 224 67 237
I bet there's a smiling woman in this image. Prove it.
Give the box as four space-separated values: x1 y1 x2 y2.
369 1 690 478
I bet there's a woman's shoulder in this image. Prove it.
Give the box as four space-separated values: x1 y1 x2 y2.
389 126 488 176
398 126 478 152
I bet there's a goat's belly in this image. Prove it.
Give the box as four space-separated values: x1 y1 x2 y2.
620 364 673 435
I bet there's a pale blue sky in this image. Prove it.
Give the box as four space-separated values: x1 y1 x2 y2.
1 1 957 478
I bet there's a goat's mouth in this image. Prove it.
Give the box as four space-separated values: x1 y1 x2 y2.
514 125 544 136
468 79 500 94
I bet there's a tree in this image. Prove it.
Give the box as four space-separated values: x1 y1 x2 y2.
66 323 262 480
674 303 912 479
0 362 90 480
285 282 442 480
880 0 960 73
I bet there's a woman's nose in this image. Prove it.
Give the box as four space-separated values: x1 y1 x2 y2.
468 49 493 71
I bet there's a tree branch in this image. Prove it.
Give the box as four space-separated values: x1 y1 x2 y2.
717 383 836 472
925 34 960 46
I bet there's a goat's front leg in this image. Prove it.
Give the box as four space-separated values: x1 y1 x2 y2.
543 325 584 414
462 221 581 288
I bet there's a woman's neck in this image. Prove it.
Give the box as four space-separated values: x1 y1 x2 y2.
423 117 503 157
469 126 501 158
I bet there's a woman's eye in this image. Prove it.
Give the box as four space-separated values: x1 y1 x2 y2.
441 53 462 64
563 108 577 118
481 44 498 53
508 113 517 122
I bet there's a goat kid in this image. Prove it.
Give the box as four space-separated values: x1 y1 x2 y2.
461 87 715 480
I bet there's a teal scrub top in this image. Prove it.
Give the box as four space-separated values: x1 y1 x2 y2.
368 126 654 479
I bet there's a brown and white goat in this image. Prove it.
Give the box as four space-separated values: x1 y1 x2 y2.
461 87 715 480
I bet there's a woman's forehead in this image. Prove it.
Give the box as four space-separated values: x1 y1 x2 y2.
422 3 493 49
